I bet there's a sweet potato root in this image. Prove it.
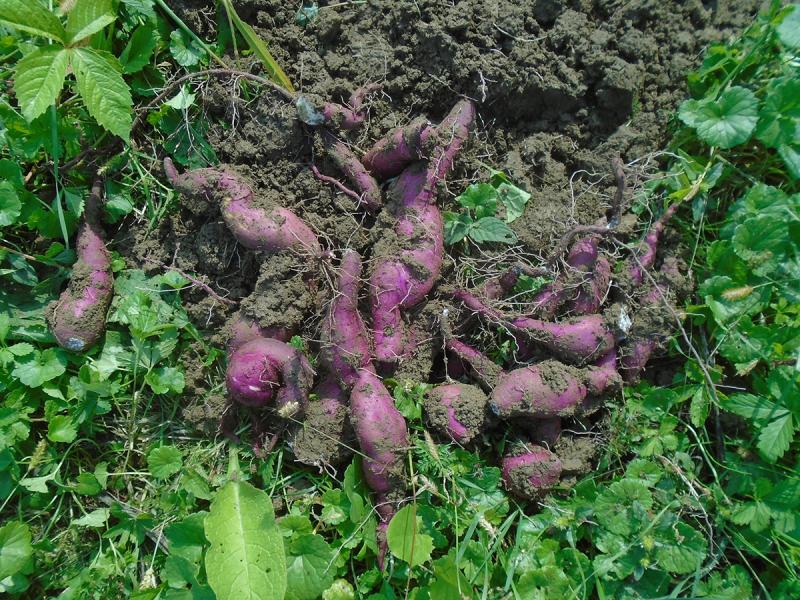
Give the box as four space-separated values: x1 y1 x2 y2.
321 130 382 211
164 159 322 256
361 117 432 180
226 337 314 418
46 181 113 352
502 446 563 498
628 203 679 285
320 250 372 388
226 311 291 352
424 382 488 444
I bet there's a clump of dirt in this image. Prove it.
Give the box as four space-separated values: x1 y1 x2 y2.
288 394 354 468
182 393 230 437
554 433 598 485
424 382 489 444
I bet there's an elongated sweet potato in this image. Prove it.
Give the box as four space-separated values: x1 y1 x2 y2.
164 159 322 256
502 446 563 498
321 130 382 211
628 203 679 285
361 117 432 180
297 84 381 130
320 250 371 388
46 181 113 352
226 337 314 418
226 311 291 352
567 255 611 316
424 382 488 444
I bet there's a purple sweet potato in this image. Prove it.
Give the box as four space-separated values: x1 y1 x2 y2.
583 348 622 396
454 289 614 364
421 99 475 203
226 337 314 417
361 117 432 180
567 255 611 316
321 130 382 211
226 311 291 353
46 181 113 352
320 250 371 388
349 368 409 567
424 382 488 444
443 334 503 390
530 235 600 318
628 202 679 285
289 376 353 467
502 446 563 498
489 360 591 419
164 159 322 256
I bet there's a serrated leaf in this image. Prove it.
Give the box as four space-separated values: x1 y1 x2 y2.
284 534 334 600
0 522 32 581
147 445 183 479
386 505 433 567
457 183 497 217
757 413 794 462
689 387 709 427
12 348 67 388
678 86 758 148
443 212 472 245
119 24 158 74
725 394 785 422
732 214 791 276
0 181 21 227
755 78 800 149
205 478 287 600
777 144 800 180
777 5 800 48
14 46 68 122
71 48 132 140
468 216 517 244
654 522 707 574
65 0 114 44
169 29 205 67
0 0 65 42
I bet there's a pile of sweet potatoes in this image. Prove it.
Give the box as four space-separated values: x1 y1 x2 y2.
50 88 684 569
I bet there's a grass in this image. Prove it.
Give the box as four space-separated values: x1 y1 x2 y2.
0 1 798 599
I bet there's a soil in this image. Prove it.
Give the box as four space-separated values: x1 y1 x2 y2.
118 0 760 475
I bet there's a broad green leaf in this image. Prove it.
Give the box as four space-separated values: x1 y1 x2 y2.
654 522 707 574
147 445 183 479
71 48 133 140
0 522 32 581
469 216 517 244
73 472 102 495
678 86 758 148
65 0 114 44
12 348 67 387
386 505 433 567
689 387 709 427
205 478 287 600
0 0 65 42
0 181 21 227
145 366 185 395
169 29 205 67
119 25 158 74
732 214 791 276
725 394 785 422
457 183 497 218
443 212 472 245
47 414 77 443
757 413 794 462
755 77 800 149
165 86 196 110
219 0 294 92
73 508 110 527
496 182 530 223
777 5 800 48
700 275 770 324
14 47 68 122
731 501 772 533
284 534 335 600
778 144 800 180
165 512 209 563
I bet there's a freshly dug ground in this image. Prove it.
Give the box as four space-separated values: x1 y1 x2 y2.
119 0 759 462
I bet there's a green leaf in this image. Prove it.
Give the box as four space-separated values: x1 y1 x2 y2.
0 522 32 581
678 86 758 148
165 86 196 111
12 348 67 388
0 0 65 42
386 505 433 567
0 181 21 227
169 29 205 67
777 144 800 180
71 48 133 140
496 182 530 223
654 522 707 574
732 214 792 276
700 275 770 324
689 387 709 427
443 212 472 245
777 5 800 48
13 47 68 122
73 508 110 527
119 25 158 74
457 183 497 218
284 534 335 600
47 414 77 443
73 472 102 495
754 77 800 149
165 512 209 562
725 394 785 422
757 413 794 462
145 366 185 395
147 445 183 479
205 478 287 600
65 0 114 44
468 216 517 244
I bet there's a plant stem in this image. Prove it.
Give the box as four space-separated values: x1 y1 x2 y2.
153 0 227 68
49 105 69 249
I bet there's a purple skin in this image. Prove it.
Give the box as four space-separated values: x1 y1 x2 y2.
47 182 113 352
349 368 409 569
361 117 433 180
320 83 382 130
628 203 679 285
424 383 486 444
482 265 522 301
584 348 622 395
164 159 322 256
371 163 444 363
444 336 503 390
490 360 590 419
420 99 476 204
454 289 614 364
568 255 611 316
321 130 382 211
320 250 372 388
226 337 314 417
502 447 563 497
227 312 291 353
531 236 600 318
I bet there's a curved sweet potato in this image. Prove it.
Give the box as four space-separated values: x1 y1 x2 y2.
46 181 113 352
502 446 563 498
424 383 488 444
361 117 432 180
225 337 314 418
226 311 291 353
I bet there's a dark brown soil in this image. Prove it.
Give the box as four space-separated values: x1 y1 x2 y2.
118 0 759 469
